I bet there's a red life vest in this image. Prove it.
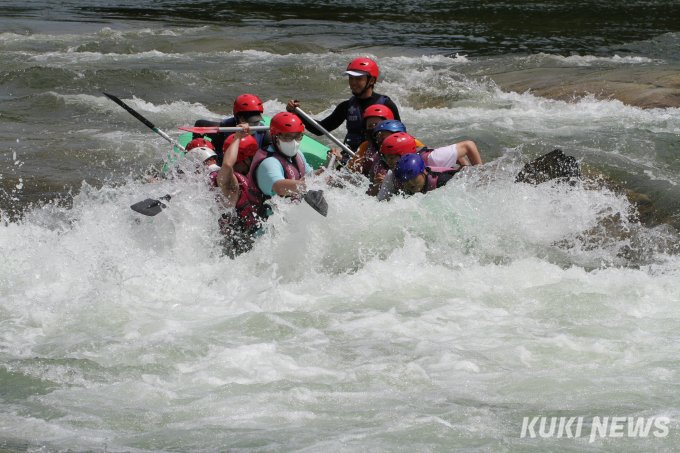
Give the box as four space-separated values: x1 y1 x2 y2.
217 172 268 237
247 147 306 206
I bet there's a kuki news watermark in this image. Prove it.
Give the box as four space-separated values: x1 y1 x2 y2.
521 416 670 442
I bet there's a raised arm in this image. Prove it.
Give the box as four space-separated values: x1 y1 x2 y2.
216 124 251 206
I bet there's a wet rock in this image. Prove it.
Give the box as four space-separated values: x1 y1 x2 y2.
486 67 680 109
516 150 675 228
515 149 581 185
517 150 680 263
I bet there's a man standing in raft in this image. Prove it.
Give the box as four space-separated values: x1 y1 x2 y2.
247 112 336 206
286 58 401 153
193 94 272 165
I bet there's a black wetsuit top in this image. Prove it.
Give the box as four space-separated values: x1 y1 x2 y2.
299 92 400 149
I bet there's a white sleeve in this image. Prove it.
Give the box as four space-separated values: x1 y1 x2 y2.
377 170 396 201
426 144 458 168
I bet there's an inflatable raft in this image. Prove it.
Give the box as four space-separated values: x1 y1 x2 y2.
166 115 331 170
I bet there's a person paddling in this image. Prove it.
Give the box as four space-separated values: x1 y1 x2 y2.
193 94 272 165
247 112 336 207
364 120 424 196
214 124 269 257
376 132 483 201
286 58 400 153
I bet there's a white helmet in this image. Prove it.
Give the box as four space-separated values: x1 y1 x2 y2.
188 146 217 164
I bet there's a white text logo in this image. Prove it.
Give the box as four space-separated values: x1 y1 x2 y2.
520 416 670 442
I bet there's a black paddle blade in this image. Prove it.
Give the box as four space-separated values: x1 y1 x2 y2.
303 190 328 217
131 198 168 216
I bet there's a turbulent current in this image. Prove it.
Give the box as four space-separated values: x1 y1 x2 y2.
1 2 680 452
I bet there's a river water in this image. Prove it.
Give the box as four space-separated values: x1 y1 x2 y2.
1 1 680 452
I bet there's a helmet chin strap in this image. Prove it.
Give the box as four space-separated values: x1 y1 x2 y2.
352 77 375 97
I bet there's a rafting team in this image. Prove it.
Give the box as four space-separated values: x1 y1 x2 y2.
182 58 483 256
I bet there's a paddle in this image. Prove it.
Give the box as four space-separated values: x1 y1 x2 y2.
131 194 172 216
103 93 186 152
132 190 327 217
178 125 270 134
293 106 356 158
302 190 328 217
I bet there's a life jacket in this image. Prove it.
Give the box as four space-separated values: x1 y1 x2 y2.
424 168 459 193
247 146 306 206
369 156 390 184
219 117 268 149
369 141 432 184
208 170 219 187
361 140 381 177
395 166 460 195
218 172 267 237
416 146 434 164
345 95 388 151
348 140 381 177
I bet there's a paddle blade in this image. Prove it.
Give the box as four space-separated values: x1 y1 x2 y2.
303 190 328 217
131 198 168 216
178 126 221 134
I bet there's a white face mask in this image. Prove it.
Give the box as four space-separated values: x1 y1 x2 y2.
277 138 300 157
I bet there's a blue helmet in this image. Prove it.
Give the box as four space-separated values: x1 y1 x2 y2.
394 153 426 183
372 119 407 136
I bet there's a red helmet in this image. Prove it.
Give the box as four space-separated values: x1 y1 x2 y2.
233 94 264 115
363 105 394 122
344 58 379 81
270 112 305 136
380 132 417 156
185 137 215 152
223 134 259 162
